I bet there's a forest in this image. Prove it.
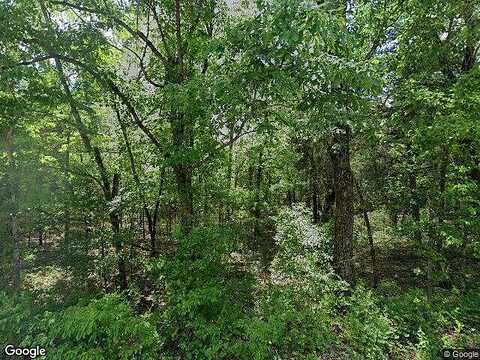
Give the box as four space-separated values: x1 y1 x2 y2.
0 0 479 359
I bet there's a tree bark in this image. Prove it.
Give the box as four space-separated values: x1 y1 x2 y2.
408 171 421 243
312 185 319 223
171 111 194 236
320 188 335 224
354 177 378 287
110 219 127 288
63 130 73 247
174 162 194 235
109 173 127 290
287 190 293 208
226 126 235 220
328 125 354 283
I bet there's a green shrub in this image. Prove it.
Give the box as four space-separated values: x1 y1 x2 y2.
0 292 37 345
154 227 255 359
238 285 337 360
383 288 480 359
27 294 159 360
271 206 336 293
339 285 395 359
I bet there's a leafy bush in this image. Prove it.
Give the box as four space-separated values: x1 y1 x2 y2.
231 209 394 360
238 285 337 360
0 292 37 345
153 227 255 359
339 285 395 359
382 288 480 359
271 206 334 289
15 294 160 360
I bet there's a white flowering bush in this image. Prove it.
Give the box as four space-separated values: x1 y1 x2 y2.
270 205 334 287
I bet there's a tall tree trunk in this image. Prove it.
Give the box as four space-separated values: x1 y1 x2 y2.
253 149 264 245
354 178 378 287
171 110 194 236
436 147 448 250
461 1 476 73
145 210 155 256
167 202 173 236
328 125 354 283
408 171 421 243
310 144 320 223
100 223 108 292
6 127 21 292
168 0 195 236
312 185 319 223
174 163 193 235
110 213 127 290
63 130 73 247
146 195 162 258
110 173 127 290
408 164 430 295
287 190 293 208
226 127 235 220
320 187 335 224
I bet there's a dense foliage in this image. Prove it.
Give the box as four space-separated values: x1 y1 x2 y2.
0 0 479 359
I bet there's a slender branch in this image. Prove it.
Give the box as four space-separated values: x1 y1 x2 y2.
10 52 164 151
198 127 256 168
175 0 183 74
148 0 171 58
38 0 112 197
51 0 166 63
115 104 145 202
124 44 162 87
13 55 53 67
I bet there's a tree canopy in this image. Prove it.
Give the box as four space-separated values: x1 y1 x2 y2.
1 0 479 359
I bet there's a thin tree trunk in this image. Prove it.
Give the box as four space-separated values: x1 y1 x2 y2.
64 130 72 247
169 0 194 236
116 105 164 257
226 127 234 220
320 188 335 224
167 203 173 236
312 187 319 223
174 163 193 235
84 216 90 242
172 113 194 236
142 209 146 242
287 190 293 208
408 171 421 242
354 177 378 288
6 127 21 292
311 144 320 223
436 147 448 250
328 125 354 283
100 222 108 292
110 173 127 290
253 149 264 245
170 111 194 236
461 2 476 73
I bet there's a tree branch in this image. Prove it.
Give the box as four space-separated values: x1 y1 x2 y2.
51 0 166 63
